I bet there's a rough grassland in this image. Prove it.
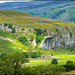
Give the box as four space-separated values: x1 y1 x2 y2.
61 70 75 75
0 30 29 55
0 10 75 29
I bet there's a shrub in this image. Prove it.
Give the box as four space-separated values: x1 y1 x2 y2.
18 35 27 44
69 45 75 53
66 60 73 65
30 51 41 58
12 28 15 33
24 41 31 47
24 52 29 58
30 52 38 58
4 23 8 26
51 59 58 64
21 28 25 30
29 35 35 42
63 60 75 71
35 29 42 36
70 32 72 39
42 29 48 36
8 24 13 29
0 53 6 58
62 41 65 46
36 35 44 44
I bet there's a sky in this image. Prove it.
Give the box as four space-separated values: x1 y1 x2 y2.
0 0 74 3
0 0 33 3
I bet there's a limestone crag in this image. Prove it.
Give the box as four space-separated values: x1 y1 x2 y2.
0 23 75 50
42 34 62 49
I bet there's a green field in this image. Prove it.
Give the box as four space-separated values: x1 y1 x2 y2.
26 55 75 66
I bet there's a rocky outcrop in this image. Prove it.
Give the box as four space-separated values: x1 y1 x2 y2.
32 38 36 47
42 34 62 49
41 33 75 50
0 23 75 50
72 34 75 45
0 24 5 31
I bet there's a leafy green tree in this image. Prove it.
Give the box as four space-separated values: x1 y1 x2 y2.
29 35 35 42
0 53 6 58
8 24 13 29
66 60 73 65
42 30 48 36
64 60 75 71
36 35 44 44
0 52 29 75
24 52 29 58
30 52 38 58
51 59 58 64
35 29 42 36
18 35 27 44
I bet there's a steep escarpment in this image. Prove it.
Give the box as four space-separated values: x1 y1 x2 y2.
0 10 75 50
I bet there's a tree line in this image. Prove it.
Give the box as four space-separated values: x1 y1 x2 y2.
0 52 75 75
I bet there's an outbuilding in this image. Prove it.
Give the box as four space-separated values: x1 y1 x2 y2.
41 55 52 58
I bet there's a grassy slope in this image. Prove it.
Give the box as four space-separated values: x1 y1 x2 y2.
0 10 75 55
0 10 75 30
0 28 71 55
0 30 29 55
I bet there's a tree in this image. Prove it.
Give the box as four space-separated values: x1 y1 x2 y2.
36 35 44 44
24 52 29 58
8 24 13 29
64 60 75 71
12 28 15 33
30 52 38 58
70 32 72 39
35 29 42 36
51 59 58 64
66 60 73 65
0 53 6 58
18 35 27 44
0 52 29 75
4 23 8 26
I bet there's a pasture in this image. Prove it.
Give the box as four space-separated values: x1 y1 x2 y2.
26 55 75 66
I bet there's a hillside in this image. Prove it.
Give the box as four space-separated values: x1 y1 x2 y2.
0 30 30 55
0 10 75 55
0 1 75 22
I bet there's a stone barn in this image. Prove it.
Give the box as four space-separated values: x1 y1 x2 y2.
41 55 51 58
